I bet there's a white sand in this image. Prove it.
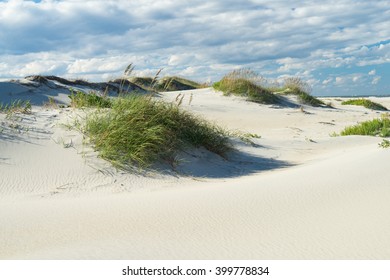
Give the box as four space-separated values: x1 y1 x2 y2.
1 81 390 259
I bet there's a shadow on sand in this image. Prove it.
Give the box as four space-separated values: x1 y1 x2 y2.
169 146 292 179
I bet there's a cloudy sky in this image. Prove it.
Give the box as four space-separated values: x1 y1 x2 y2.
0 0 389 96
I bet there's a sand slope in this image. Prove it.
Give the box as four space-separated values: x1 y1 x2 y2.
1 82 390 259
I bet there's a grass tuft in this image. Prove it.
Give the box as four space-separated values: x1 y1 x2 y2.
283 77 312 94
341 99 387 111
379 139 390 148
0 99 32 115
280 77 325 107
82 95 232 168
340 114 390 137
131 76 202 92
69 90 112 108
213 69 280 104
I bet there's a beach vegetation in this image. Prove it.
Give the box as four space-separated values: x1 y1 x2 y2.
53 137 74 149
81 94 232 168
282 77 312 94
0 99 32 116
130 77 154 88
69 90 112 108
379 139 390 148
340 114 390 137
213 71 324 107
43 97 66 109
326 101 333 108
280 77 325 107
158 76 203 91
230 131 261 146
341 99 387 111
296 92 325 107
213 69 280 104
131 76 202 92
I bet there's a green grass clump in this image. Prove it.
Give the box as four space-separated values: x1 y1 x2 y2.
296 91 325 107
379 139 390 148
340 114 390 137
130 77 154 88
341 99 387 111
213 69 280 104
0 99 32 115
131 76 202 91
281 77 325 107
69 90 112 108
83 95 231 168
157 76 202 91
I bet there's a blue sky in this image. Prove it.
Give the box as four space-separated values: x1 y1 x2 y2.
0 0 389 96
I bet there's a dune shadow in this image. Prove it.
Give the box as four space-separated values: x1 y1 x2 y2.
0 119 52 144
270 95 301 109
172 147 292 179
1 76 153 108
0 81 71 106
0 157 10 165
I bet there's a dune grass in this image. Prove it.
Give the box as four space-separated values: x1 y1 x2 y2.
69 90 112 108
0 99 32 115
79 94 232 168
213 70 324 106
130 77 154 88
280 77 325 107
340 114 390 137
341 99 387 111
158 76 202 91
213 69 280 104
378 139 390 149
131 76 202 92
296 92 325 107
379 139 390 148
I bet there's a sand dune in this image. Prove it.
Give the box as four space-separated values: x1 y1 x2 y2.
1 79 389 259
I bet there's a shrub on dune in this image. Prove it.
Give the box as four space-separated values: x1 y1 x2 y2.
213 69 280 104
131 76 202 92
130 77 154 89
341 99 387 111
214 70 324 107
340 114 390 137
83 94 232 168
281 77 325 107
69 90 112 108
156 76 202 91
379 139 390 148
0 99 32 115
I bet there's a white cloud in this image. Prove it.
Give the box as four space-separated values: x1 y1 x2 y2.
0 0 388 96
335 77 344 85
372 76 381 85
167 54 198 67
67 57 127 74
368 70 376 75
322 78 333 85
352 76 360 82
